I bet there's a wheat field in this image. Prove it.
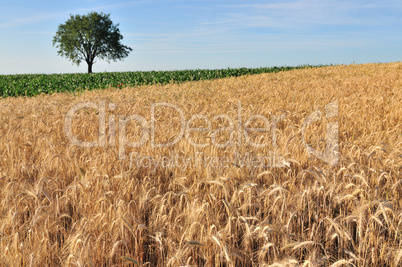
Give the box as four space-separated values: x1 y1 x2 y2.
0 63 401 266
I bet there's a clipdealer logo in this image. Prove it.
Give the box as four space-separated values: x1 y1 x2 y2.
64 100 339 167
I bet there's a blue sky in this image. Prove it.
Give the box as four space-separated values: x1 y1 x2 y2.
1 0 401 74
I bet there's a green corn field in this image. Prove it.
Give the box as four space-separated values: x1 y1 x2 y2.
0 65 324 98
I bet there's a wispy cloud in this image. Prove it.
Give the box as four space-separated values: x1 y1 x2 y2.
0 1 146 29
130 27 370 55
0 13 63 29
123 0 390 55
208 0 402 29
5 60 20 64
75 1 149 13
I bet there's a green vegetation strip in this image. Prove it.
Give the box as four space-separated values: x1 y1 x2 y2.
0 65 325 98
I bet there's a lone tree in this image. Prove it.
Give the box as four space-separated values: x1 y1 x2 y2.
53 12 132 73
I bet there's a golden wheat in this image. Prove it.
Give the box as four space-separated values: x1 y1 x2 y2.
0 63 401 266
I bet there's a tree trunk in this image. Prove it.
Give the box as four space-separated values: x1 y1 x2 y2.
87 62 93 74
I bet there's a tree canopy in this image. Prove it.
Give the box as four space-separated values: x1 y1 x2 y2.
53 12 132 73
